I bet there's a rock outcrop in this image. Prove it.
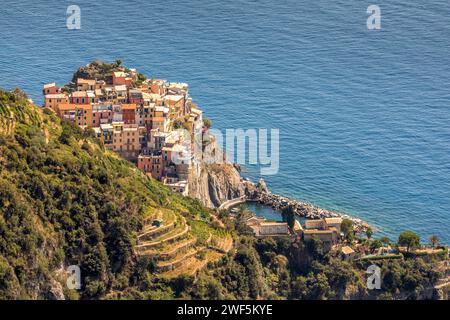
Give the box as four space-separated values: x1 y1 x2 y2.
188 134 253 208
189 163 246 208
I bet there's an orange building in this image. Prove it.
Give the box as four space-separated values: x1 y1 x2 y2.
55 103 92 128
44 93 69 110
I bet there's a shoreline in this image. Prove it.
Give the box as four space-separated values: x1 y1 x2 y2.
242 179 371 233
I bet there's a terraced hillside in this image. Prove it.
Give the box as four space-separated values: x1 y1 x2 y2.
0 89 233 298
135 208 233 278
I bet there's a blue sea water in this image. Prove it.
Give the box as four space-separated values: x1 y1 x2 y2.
0 0 449 244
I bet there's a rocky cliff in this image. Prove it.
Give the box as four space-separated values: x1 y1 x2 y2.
188 134 256 208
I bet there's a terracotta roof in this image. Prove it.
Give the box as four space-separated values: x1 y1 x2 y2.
341 246 355 255
57 103 78 111
152 117 167 122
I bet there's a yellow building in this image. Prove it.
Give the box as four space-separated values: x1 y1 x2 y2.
112 122 141 160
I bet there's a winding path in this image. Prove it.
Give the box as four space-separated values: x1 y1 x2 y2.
218 195 246 211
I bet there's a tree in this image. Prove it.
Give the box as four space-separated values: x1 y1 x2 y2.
398 231 420 252
203 117 212 129
115 59 123 67
429 235 439 248
365 227 373 239
341 219 354 240
379 236 391 247
369 240 382 253
281 205 295 229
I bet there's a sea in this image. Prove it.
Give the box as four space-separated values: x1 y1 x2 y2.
0 0 449 244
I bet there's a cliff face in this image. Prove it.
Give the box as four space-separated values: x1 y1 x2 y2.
188 134 255 208
189 163 245 208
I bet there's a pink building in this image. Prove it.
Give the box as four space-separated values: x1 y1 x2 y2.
138 154 163 180
71 91 97 104
43 83 61 95
92 104 113 127
112 71 132 87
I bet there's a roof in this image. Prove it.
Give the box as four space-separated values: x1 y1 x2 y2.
75 104 93 110
260 222 288 227
190 107 202 115
168 82 188 89
325 217 343 225
154 106 169 113
71 91 88 98
304 219 325 229
43 82 57 89
57 103 91 111
45 93 68 99
100 123 113 130
341 246 355 255
114 85 127 91
113 71 127 78
77 78 96 85
152 116 167 122
122 104 137 110
164 95 184 102
57 103 78 111
303 229 335 235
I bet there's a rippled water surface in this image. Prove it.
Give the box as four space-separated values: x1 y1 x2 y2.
1 0 449 243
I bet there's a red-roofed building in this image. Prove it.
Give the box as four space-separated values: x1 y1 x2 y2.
112 71 132 87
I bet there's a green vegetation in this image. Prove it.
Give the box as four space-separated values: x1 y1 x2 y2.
398 231 421 252
0 88 445 300
429 235 440 248
0 89 216 299
203 117 212 129
281 205 295 229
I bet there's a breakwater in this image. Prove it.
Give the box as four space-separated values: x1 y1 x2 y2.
248 188 370 233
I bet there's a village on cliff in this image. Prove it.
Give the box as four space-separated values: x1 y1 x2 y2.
42 62 447 260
